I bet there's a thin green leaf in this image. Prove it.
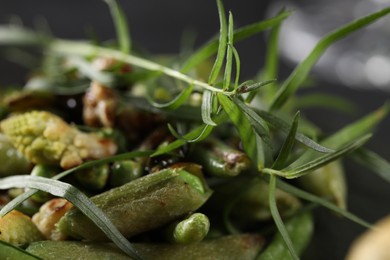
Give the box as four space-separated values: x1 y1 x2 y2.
152 124 214 157
232 46 241 90
232 97 271 147
104 0 131 53
352 148 390 184
0 150 152 217
180 10 292 73
269 174 299 260
257 109 334 153
218 93 257 164
208 0 228 85
294 93 357 115
270 7 390 110
238 79 276 94
290 103 389 168
0 241 42 259
281 134 371 178
273 177 373 229
272 112 300 170
201 90 217 125
0 176 142 260
148 84 194 110
223 12 234 90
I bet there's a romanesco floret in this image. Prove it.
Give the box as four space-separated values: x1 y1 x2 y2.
0 111 117 169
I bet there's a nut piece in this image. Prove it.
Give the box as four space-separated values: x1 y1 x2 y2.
346 215 390 260
0 210 44 246
32 198 73 241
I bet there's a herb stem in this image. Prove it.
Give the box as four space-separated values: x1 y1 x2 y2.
50 39 229 94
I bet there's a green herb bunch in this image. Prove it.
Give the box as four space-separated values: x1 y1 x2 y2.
0 1 390 259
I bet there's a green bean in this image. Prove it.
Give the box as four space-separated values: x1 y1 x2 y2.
191 138 251 177
58 166 212 241
166 212 210 244
27 234 265 260
257 212 313 260
75 164 110 191
109 160 143 187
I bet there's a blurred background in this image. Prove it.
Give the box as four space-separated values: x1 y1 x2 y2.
1 0 390 259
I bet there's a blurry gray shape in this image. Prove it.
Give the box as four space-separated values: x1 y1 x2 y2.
268 0 390 90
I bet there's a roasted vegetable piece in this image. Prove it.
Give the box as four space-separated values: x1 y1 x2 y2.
257 212 313 260
167 212 210 244
0 210 44 246
32 198 72 241
0 134 31 177
58 167 212 241
0 110 117 169
27 234 264 260
298 160 347 209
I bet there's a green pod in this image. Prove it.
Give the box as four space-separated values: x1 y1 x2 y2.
27 234 264 260
192 138 251 177
0 241 42 260
257 212 314 260
167 212 210 244
58 167 212 241
75 164 110 191
0 134 31 177
298 160 347 209
109 160 143 187
30 164 58 203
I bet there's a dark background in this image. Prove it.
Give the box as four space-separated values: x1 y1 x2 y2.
1 1 390 259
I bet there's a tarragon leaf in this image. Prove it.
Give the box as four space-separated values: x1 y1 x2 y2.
208 0 228 85
274 177 372 229
218 93 257 164
104 0 131 54
272 112 300 170
268 174 299 260
180 10 291 73
257 109 334 153
152 124 214 157
282 134 371 178
223 12 234 90
201 90 217 126
352 148 390 184
232 97 271 147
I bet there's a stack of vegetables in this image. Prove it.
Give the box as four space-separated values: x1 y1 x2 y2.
1 1 390 259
